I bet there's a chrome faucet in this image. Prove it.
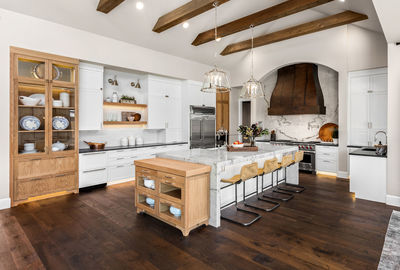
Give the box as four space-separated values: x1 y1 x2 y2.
374 131 387 145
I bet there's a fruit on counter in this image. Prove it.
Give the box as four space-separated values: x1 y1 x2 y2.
233 141 243 145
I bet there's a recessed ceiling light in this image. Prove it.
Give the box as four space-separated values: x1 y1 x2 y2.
183 22 189 29
216 37 222 42
339 0 345 2
136 1 144 10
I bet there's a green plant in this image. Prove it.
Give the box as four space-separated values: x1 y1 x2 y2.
237 123 269 139
120 95 136 101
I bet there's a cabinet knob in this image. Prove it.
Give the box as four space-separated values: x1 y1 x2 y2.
165 95 169 98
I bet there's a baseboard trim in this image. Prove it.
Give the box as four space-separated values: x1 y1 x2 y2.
386 195 400 207
0 198 11 210
337 171 349 179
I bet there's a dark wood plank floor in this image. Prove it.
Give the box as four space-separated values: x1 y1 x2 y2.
1 173 399 270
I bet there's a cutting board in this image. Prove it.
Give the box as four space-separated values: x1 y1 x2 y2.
227 146 258 152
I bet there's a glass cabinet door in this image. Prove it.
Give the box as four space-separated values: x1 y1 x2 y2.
16 55 48 84
50 84 77 153
16 82 48 155
50 61 76 85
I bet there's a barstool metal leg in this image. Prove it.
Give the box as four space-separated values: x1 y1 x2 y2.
263 171 294 202
243 176 280 212
220 182 261 226
277 166 306 193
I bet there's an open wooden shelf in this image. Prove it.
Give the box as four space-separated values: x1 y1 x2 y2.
103 121 147 125
52 107 75 110
103 102 147 109
52 129 74 132
18 105 45 109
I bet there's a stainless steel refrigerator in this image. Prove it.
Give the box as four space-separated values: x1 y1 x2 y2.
190 106 216 149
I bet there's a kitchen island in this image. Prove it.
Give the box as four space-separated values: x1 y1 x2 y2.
158 144 299 227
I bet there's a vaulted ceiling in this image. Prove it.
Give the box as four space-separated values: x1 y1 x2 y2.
0 0 383 70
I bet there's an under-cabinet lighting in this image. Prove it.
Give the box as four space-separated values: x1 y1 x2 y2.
183 22 189 29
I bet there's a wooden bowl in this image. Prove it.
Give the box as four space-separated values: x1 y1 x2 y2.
318 123 338 142
84 141 106 150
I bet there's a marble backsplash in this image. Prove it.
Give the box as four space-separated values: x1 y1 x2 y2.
255 65 338 141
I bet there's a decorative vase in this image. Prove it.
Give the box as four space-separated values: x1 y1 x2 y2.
249 136 256 147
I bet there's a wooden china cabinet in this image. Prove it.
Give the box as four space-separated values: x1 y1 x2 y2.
10 47 79 206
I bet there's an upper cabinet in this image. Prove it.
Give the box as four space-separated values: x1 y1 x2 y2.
79 63 104 131
348 68 388 146
147 76 182 129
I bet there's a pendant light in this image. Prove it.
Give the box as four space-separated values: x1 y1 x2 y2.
240 25 264 98
201 2 231 94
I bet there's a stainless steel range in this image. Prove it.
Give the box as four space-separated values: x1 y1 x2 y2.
270 140 318 174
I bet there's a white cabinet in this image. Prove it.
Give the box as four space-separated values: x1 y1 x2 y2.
79 63 104 131
79 144 188 188
316 145 338 173
79 151 108 188
147 76 182 130
348 68 388 146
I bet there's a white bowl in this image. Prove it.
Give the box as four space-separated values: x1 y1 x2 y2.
19 96 40 106
232 144 244 148
53 100 63 107
143 179 155 190
145 197 155 206
169 206 181 217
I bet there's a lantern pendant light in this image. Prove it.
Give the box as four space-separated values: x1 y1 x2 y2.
201 2 231 94
240 25 264 98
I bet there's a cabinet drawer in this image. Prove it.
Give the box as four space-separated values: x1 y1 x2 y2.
136 167 157 178
79 167 107 188
159 198 184 227
109 164 134 181
79 152 107 170
136 190 158 215
15 173 76 200
17 156 76 180
158 172 184 188
108 149 132 160
316 159 337 173
316 152 337 161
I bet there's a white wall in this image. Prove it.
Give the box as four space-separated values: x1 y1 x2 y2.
228 25 387 176
0 8 211 204
387 43 400 202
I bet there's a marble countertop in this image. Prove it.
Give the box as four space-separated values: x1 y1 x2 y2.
349 148 387 158
157 144 298 167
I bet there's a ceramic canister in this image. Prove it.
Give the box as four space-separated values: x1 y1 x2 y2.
60 92 70 107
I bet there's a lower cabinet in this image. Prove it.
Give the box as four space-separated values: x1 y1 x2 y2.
315 145 338 174
134 158 211 236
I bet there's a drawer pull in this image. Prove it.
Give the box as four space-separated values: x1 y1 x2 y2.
55 156 65 159
117 158 125 160
31 158 41 161
31 177 43 181
56 174 67 178
83 168 106 173
83 152 106 156
117 165 126 168
164 175 173 179
164 181 172 184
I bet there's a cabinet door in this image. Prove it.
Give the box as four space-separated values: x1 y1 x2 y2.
148 93 168 129
349 76 369 146
79 90 103 130
369 74 388 132
202 92 216 107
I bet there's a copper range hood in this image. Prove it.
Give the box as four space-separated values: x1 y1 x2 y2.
268 63 326 115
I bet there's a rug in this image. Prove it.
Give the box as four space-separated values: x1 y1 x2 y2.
379 210 400 270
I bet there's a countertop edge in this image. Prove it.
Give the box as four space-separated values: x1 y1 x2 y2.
79 142 188 154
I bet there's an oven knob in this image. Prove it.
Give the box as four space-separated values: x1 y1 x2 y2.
306 146 309 150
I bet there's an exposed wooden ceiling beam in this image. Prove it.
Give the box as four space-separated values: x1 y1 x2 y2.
153 0 230 33
221 11 368 56
97 0 125 14
192 0 334 46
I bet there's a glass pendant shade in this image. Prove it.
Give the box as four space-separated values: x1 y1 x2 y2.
240 76 264 98
201 66 231 93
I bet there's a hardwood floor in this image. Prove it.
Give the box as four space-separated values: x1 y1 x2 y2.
0 173 398 270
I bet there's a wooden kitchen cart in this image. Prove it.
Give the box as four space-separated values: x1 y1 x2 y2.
10 47 80 206
134 158 211 236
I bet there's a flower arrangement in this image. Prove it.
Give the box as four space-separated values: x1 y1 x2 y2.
238 123 269 146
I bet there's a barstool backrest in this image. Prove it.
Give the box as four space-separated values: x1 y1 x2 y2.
294 151 304 163
281 155 293 168
240 163 259 181
263 158 279 174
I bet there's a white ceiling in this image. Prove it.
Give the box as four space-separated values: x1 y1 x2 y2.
372 0 400 43
0 0 383 69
